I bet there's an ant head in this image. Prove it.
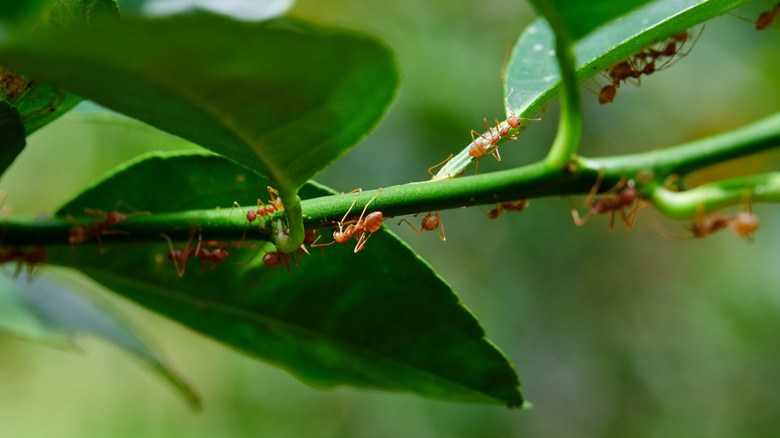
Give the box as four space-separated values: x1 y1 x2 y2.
211 248 229 263
333 228 351 244
246 210 257 222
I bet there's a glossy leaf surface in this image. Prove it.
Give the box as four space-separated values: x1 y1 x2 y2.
0 273 200 407
528 0 654 41
48 151 523 407
0 15 398 191
505 0 751 120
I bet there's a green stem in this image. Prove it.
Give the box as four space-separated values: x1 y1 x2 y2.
542 18 582 169
3 112 779 246
578 112 780 180
650 173 780 219
273 189 304 253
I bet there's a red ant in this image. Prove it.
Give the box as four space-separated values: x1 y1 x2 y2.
0 247 47 280
68 208 151 253
469 118 505 172
486 199 529 219
756 2 780 30
686 202 759 240
504 88 543 130
262 231 315 274
398 211 446 241
160 229 234 277
315 189 383 253
732 2 780 30
569 171 644 229
230 186 285 238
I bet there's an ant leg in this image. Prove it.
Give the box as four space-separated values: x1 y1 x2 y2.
568 197 595 226
471 129 491 143
584 169 606 208
489 145 502 162
161 233 185 277
434 211 446 242
397 218 423 234
310 230 337 248
280 252 291 274
428 154 453 177
337 193 361 233
355 189 383 225
228 201 246 221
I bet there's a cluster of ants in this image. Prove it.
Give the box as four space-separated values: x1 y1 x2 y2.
587 28 700 105
566 171 760 240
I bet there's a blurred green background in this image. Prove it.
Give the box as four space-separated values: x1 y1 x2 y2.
2 0 780 437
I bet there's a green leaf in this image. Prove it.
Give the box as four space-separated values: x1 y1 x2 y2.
0 100 26 175
528 0 654 41
505 0 752 120
0 0 120 135
49 151 522 407
0 272 200 408
0 0 51 22
0 15 398 192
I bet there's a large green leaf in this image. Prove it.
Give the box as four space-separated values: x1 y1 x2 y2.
48 151 523 407
0 272 200 408
528 0 654 41
0 100 26 175
0 0 120 135
505 0 751 120
0 15 397 191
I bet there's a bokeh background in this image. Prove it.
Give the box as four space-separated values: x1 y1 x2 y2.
2 0 780 437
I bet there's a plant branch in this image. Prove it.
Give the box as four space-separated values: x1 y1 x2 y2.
3 112 779 246
542 17 582 169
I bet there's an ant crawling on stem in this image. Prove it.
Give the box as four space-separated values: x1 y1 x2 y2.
68 207 151 253
483 199 529 219
468 89 542 174
569 170 645 230
398 211 446 241
229 186 285 239
586 27 702 104
0 247 47 281
160 228 237 277
314 189 383 253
